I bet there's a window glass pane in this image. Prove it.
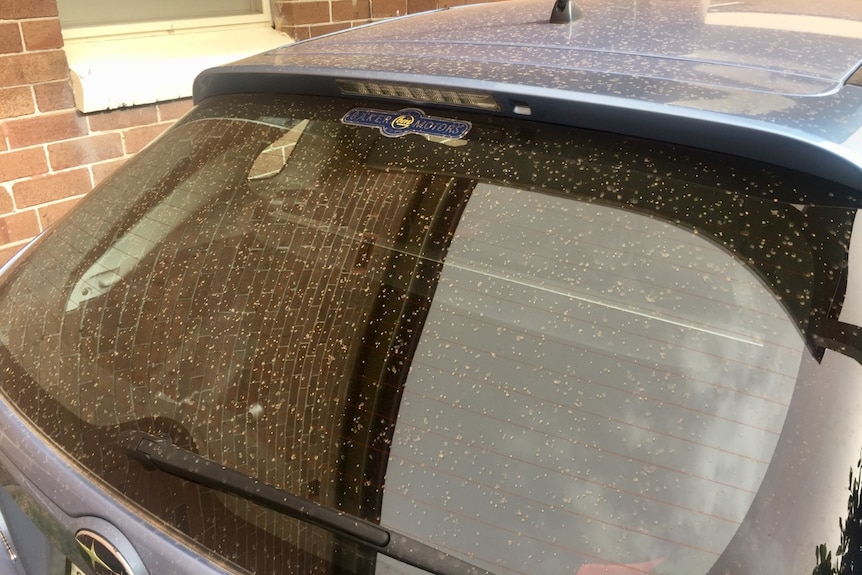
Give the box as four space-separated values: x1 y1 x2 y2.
57 0 262 28
381 183 801 574
0 94 848 574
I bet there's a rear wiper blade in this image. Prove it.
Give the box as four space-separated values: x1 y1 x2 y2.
119 430 496 575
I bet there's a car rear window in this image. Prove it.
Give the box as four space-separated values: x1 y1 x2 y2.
0 93 850 574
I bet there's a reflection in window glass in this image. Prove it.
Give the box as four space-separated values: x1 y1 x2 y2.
382 184 802 574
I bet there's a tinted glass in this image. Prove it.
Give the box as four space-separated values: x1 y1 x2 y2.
380 183 800 574
0 94 854 574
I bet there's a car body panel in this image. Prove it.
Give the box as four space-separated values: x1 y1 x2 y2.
207 0 862 96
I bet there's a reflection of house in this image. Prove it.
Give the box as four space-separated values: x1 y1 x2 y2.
0 0 488 267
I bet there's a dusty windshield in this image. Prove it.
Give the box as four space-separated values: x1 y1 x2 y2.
0 94 853 575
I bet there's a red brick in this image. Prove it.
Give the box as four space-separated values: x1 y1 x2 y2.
12 168 92 209
87 105 160 132
406 0 438 12
21 19 63 51
0 0 59 19
48 133 124 171
308 22 353 37
157 98 193 122
33 80 75 112
273 0 290 17
39 197 82 229
123 123 169 154
0 23 23 55
0 86 34 119
4 110 87 148
0 51 68 88
91 158 127 186
277 1 332 26
332 0 370 21
0 187 13 213
287 26 313 41
0 147 48 182
0 210 39 244
371 0 407 18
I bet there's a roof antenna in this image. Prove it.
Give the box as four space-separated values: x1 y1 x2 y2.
549 0 582 23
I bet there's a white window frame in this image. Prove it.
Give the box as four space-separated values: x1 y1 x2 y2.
60 0 275 41
61 1 290 113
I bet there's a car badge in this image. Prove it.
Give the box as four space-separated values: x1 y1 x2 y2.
341 107 472 139
75 529 136 575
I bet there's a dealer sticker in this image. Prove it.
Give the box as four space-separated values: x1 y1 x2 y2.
342 108 472 139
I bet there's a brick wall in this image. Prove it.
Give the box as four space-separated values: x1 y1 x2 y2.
273 0 487 44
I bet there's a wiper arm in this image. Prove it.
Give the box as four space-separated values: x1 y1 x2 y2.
119 430 496 575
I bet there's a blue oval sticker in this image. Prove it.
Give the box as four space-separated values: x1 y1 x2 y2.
341 108 471 139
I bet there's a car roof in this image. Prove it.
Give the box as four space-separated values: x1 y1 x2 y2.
260 0 862 96
193 0 862 193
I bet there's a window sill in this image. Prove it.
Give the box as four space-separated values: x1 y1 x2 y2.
65 25 291 113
